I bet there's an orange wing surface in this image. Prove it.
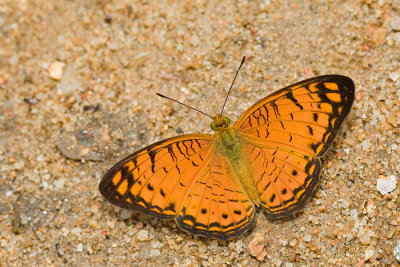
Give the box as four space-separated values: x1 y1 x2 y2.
100 134 216 218
176 153 256 240
235 75 355 218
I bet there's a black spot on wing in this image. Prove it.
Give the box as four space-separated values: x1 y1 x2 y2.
307 125 314 136
287 91 303 110
270 193 276 203
165 202 176 212
160 188 166 197
148 150 156 173
313 113 318 122
147 183 154 191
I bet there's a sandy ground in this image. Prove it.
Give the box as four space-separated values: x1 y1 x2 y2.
1 0 400 265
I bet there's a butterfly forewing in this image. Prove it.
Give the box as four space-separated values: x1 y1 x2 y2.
235 75 355 218
235 75 355 157
100 134 216 219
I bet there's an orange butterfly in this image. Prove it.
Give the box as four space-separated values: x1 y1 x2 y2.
100 58 355 240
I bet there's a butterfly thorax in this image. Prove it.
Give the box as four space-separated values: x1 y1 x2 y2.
212 115 260 206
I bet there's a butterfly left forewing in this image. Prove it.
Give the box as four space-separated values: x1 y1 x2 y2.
235 75 355 157
235 75 355 218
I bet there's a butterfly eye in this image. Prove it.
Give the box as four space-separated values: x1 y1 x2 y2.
223 117 230 125
211 121 218 131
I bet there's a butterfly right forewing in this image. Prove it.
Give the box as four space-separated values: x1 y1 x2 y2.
99 134 216 219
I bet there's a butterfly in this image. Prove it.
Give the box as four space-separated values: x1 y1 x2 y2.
99 59 355 241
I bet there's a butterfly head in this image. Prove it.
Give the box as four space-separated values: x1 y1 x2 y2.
211 115 231 131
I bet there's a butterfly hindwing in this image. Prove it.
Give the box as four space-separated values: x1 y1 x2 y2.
242 142 321 218
99 134 216 219
235 75 355 217
176 153 256 240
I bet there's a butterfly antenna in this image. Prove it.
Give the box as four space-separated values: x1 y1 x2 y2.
156 93 214 120
221 56 246 116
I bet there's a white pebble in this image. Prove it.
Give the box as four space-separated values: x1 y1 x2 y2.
350 209 358 221
76 243 83 252
136 229 149 241
303 234 312 242
391 16 400 31
364 247 375 260
120 209 132 220
394 240 400 262
71 227 82 235
150 248 160 257
377 175 397 195
393 32 400 42
389 72 399 82
48 61 65 80
151 240 161 249
235 240 244 253
54 179 65 189
190 35 200 46
41 181 49 189
361 140 371 151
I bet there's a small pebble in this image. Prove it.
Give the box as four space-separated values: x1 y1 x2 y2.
120 210 132 220
136 229 149 241
364 247 375 260
76 243 83 252
57 129 104 161
135 221 144 229
235 240 243 253
377 175 397 195
190 35 200 46
151 240 161 249
54 179 65 189
364 25 387 46
150 248 160 257
48 61 65 80
393 32 400 42
56 243 64 256
248 233 267 261
303 234 312 242
394 241 400 262
389 72 399 82
289 238 297 247
391 16 400 31
361 140 371 151
87 246 94 255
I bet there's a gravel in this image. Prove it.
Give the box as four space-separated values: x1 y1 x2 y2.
1 0 400 265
